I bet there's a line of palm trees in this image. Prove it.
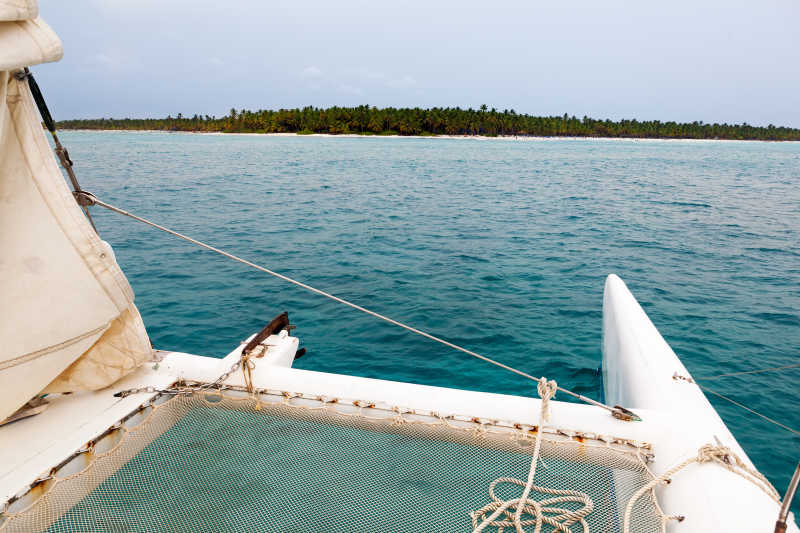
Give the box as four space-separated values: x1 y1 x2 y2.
57 106 800 141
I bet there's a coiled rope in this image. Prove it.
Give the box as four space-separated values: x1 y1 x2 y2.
471 378 594 533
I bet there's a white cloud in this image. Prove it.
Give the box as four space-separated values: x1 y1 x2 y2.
354 67 385 82
82 50 138 70
336 83 364 96
386 74 416 89
349 68 417 90
91 53 115 67
301 65 323 79
295 66 416 96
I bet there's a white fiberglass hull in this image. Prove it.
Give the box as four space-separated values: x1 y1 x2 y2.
603 274 796 532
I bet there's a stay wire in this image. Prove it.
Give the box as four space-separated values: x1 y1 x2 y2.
694 382 800 437
76 191 637 421
695 362 800 381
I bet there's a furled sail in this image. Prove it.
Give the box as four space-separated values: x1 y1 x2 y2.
0 1 152 422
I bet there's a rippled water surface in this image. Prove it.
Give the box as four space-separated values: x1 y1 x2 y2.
62 131 799 504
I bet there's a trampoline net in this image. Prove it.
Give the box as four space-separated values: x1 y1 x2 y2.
1 390 663 533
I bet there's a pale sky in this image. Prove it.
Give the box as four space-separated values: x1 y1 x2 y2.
36 0 800 127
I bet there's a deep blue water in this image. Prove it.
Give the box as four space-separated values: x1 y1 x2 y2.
62 131 799 506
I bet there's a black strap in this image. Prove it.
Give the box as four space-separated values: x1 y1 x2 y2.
21 68 57 133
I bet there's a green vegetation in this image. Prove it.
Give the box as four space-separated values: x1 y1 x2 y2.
56 106 800 141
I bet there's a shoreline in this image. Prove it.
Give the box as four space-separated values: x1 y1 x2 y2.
56 129 798 143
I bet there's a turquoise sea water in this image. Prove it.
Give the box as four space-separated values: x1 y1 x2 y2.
61 131 799 508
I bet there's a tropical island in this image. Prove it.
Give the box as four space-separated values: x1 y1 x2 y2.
57 105 800 141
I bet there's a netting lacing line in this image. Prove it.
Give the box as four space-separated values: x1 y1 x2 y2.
471 378 594 533
240 346 262 410
622 443 780 533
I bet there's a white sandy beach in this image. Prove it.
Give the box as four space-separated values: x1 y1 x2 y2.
59 130 790 143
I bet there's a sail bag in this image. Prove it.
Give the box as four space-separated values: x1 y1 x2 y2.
0 2 152 422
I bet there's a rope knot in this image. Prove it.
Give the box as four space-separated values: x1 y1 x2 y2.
696 444 733 464
537 377 557 423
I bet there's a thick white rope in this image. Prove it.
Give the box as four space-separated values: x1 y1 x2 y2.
622 443 780 533
471 378 594 533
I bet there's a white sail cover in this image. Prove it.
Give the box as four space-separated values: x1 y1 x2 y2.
0 3 152 422
0 0 60 72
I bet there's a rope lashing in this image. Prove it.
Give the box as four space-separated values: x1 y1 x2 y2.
75 191 640 422
471 378 594 533
240 349 258 405
622 444 780 533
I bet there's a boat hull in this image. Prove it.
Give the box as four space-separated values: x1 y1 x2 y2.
603 273 796 532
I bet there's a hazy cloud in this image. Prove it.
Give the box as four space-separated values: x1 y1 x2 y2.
81 50 138 71
36 0 800 126
301 66 323 79
337 83 364 96
386 75 416 89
